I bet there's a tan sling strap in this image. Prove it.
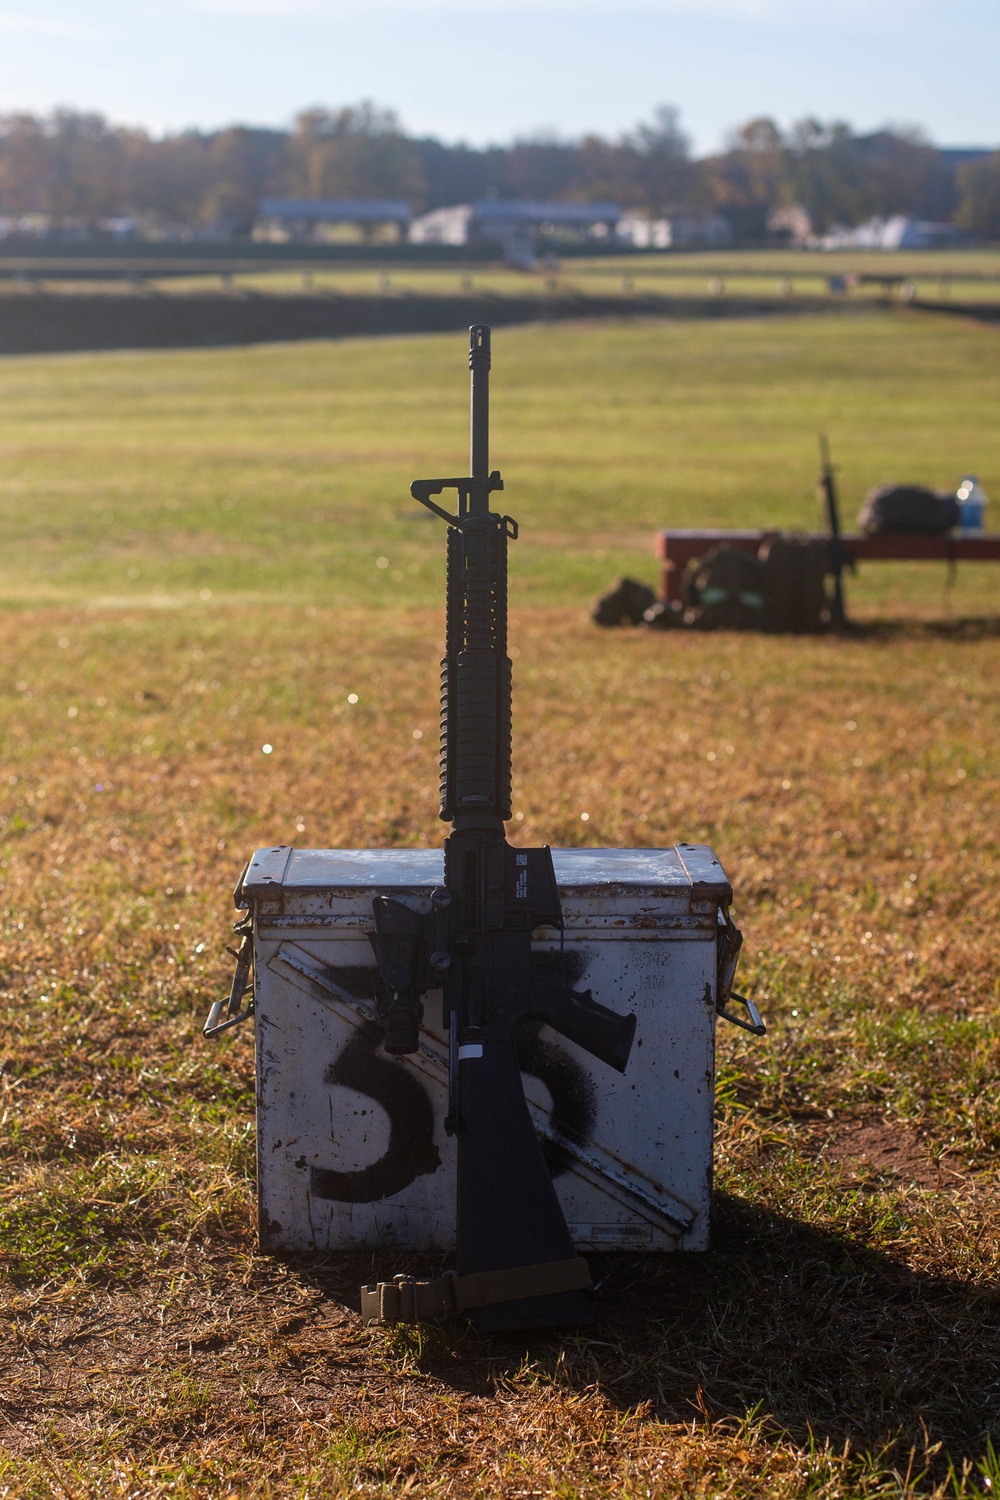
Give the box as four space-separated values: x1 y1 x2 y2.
360 1255 593 1326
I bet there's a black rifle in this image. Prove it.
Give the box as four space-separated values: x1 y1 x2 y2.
818 433 850 628
364 327 636 1331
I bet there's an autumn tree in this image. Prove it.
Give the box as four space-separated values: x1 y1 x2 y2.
0 114 55 216
0 111 147 223
0 102 981 242
289 103 425 203
626 105 697 213
703 117 790 239
955 152 1000 238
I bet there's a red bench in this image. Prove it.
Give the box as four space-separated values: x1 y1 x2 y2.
656 528 1000 604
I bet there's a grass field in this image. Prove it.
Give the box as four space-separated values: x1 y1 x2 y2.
0 310 998 612
1 310 998 1497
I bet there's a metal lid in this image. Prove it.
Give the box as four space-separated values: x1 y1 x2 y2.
240 844 731 904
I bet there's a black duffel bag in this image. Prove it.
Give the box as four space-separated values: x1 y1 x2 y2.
592 576 657 626
857 484 958 536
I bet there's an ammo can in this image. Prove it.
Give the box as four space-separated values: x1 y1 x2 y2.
242 844 742 1256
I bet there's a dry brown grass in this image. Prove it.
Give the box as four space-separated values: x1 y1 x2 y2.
1 603 998 1497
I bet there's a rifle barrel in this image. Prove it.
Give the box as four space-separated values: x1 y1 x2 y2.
818 432 847 628
469 325 491 494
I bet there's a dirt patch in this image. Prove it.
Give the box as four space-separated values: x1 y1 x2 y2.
807 1117 967 1191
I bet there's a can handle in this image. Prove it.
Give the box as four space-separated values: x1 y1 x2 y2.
203 997 254 1038
718 991 766 1036
203 922 254 1039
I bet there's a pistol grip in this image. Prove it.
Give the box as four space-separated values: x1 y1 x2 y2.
529 980 637 1074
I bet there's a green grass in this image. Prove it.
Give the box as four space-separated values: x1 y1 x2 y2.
575 248 1000 277
0 309 997 615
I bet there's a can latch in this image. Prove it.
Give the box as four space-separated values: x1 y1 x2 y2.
716 904 766 1036
203 915 255 1038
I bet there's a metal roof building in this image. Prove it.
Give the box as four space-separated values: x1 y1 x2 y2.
409 200 621 251
257 199 412 239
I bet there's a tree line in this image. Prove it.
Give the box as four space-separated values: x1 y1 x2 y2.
0 103 996 240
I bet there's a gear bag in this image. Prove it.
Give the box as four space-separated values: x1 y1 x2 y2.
757 533 830 633
857 484 958 536
682 537 831 633
681 545 769 631
592 576 657 626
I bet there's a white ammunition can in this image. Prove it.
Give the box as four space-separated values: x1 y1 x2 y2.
245 844 733 1256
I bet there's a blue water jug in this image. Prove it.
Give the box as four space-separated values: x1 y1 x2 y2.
956 476 987 533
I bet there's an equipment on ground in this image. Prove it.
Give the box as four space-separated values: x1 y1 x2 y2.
597 437 853 635
592 576 657 626
600 536 834 634
604 441 988 635
680 544 768 630
757 534 830 633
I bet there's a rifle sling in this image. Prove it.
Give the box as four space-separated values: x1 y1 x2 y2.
360 1256 592 1325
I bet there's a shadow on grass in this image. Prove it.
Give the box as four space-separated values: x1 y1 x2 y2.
291 1191 999 1472
847 614 1000 641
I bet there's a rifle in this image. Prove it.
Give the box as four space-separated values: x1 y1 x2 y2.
362 327 637 1331
818 433 850 628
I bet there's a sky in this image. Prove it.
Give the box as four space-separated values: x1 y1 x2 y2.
0 1 997 153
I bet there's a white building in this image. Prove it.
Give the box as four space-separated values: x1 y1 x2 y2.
816 215 967 250
408 204 476 247
767 205 813 246
257 198 412 241
616 215 672 249
616 212 732 249
409 199 621 256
